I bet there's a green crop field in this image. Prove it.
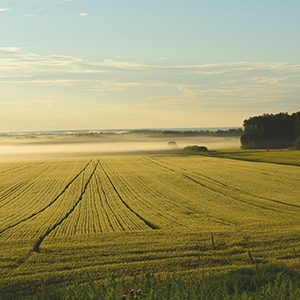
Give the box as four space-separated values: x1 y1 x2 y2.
0 154 299 298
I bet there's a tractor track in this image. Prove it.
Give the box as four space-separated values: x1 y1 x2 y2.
98 161 160 230
153 157 300 210
0 160 93 236
143 157 284 213
94 167 125 232
33 160 99 252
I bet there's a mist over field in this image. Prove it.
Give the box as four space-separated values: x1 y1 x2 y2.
0 134 240 160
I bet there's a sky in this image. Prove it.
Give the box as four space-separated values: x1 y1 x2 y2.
0 0 299 132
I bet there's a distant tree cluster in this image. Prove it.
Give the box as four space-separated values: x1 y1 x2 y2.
183 145 208 152
241 112 300 149
162 129 243 137
127 128 244 137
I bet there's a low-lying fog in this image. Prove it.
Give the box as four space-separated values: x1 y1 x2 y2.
0 134 241 160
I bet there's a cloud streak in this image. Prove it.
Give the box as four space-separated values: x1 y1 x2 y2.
1 99 62 109
0 47 299 114
1 48 299 75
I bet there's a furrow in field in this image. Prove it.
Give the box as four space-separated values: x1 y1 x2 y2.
0 163 53 207
154 157 300 209
110 171 183 226
0 162 71 227
0 161 78 213
49 158 150 236
94 170 126 232
192 172 300 209
99 160 185 227
55 165 126 235
33 161 99 252
0 160 96 242
96 162 154 231
0 160 93 235
135 157 242 224
159 156 300 207
90 174 106 233
144 157 287 212
0 160 44 178
0 180 33 206
136 157 293 225
92 171 115 232
98 161 159 230
101 158 235 227
181 173 280 212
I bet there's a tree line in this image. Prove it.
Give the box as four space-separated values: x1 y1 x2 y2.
129 128 244 137
241 111 300 149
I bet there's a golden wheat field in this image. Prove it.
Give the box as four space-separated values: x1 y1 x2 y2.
0 154 299 296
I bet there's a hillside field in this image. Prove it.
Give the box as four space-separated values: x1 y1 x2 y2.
0 153 299 298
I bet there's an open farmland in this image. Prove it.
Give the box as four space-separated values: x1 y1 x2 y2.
0 155 299 298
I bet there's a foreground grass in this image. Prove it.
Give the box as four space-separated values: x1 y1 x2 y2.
20 264 300 300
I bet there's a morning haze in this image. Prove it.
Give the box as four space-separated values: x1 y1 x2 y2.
0 130 241 160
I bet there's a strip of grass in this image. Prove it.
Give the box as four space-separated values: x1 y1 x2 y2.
185 149 300 166
17 263 300 300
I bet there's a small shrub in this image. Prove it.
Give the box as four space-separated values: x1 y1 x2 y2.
184 145 208 152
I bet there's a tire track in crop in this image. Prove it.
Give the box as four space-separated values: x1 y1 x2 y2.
0 160 93 236
154 158 300 210
148 157 278 212
98 161 160 230
104 158 208 226
0 180 33 206
33 160 99 252
94 170 123 232
181 173 281 212
0 160 44 178
133 157 234 226
0 163 53 207
102 160 182 226
191 171 300 209
143 158 281 213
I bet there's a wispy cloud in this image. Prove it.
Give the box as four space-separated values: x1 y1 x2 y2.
1 79 88 87
0 8 10 12
0 47 299 111
87 80 143 92
250 77 283 85
95 59 149 70
0 48 103 73
1 99 62 109
3 48 299 75
87 80 167 92
79 12 87 17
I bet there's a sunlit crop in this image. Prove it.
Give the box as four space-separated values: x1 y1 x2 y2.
0 154 299 298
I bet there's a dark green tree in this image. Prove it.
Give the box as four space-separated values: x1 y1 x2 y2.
241 112 299 149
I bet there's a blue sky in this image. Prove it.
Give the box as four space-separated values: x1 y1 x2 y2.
0 0 299 131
